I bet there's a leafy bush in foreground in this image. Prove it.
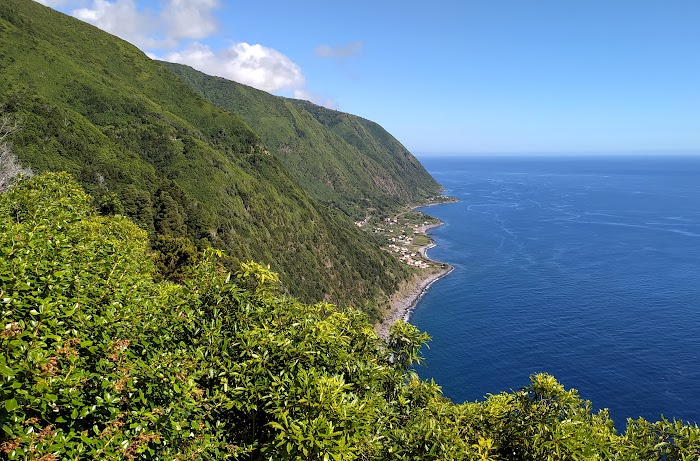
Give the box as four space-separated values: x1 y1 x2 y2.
1 173 699 460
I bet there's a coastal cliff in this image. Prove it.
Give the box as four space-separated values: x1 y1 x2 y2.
0 0 440 312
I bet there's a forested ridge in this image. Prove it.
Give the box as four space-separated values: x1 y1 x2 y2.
160 62 440 219
0 0 439 312
2 173 699 460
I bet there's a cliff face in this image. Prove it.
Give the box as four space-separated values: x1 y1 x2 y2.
161 62 442 219
0 0 422 309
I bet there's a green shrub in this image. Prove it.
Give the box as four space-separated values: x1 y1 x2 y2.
2 173 699 460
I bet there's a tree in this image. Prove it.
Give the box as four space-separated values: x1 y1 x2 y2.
154 189 186 236
121 185 155 233
153 234 198 282
96 192 124 215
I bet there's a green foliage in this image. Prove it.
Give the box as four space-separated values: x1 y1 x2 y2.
96 192 124 215
154 190 186 237
160 62 442 219
236 261 280 295
625 417 700 460
153 234 198 283
120 185 155 234
1 173 211 459
387 321 431 372
3 173 699 460
2 4 698 461
0 0 414 310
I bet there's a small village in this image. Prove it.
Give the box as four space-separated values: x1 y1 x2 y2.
356 196 455 270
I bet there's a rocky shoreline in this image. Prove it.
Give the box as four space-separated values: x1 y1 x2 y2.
375 219 453 340
375 264 453 340
373 197 459 340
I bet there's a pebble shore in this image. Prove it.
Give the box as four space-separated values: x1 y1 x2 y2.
374 219 453 340
375 264 453 341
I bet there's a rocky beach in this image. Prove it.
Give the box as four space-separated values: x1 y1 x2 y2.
375 221 452 340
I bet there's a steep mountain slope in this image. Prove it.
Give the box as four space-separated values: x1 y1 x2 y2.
161 62 441 218
0 0 410 309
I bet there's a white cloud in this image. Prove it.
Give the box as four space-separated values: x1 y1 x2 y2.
72 0 174 49
293 89 338 109
163 42 338 109
164 43 338 107
165 42 306 94
315 41 363 59
161 0 219 40
36 0 337 108
34 0 72 5
69 0 218 49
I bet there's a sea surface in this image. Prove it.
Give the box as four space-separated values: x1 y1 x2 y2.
411 155 700 428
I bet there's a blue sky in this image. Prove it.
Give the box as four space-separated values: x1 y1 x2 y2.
36 0 700 154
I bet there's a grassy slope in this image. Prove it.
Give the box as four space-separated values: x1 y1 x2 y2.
0 0 409 309
161 62 441 219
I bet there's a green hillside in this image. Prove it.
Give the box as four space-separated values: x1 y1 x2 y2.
161 62 441 218
0 0 412 310
2 173 698 460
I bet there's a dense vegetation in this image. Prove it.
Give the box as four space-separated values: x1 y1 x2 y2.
3 2 698 459
0 0 423 310
2 173 699 460
161 62 440 219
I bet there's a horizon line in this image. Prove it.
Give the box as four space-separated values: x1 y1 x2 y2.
414 149 700 157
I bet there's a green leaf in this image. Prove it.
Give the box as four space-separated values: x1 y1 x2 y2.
0 363 15 377
4 398 19 412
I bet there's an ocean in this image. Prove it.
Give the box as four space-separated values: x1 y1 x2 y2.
410 155 700 428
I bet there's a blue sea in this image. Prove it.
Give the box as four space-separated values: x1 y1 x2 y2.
411 155 700 428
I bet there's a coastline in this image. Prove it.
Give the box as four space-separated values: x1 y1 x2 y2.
375 220 453 340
